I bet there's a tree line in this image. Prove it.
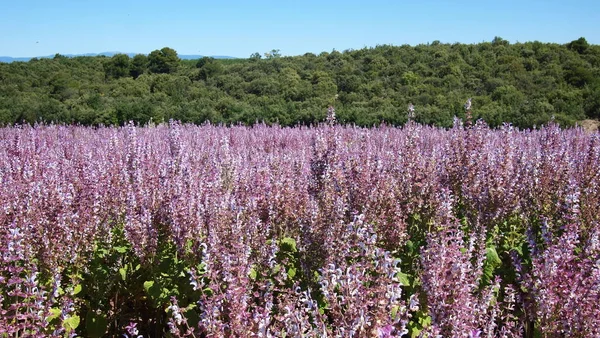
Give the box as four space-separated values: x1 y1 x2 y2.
0 37 599 128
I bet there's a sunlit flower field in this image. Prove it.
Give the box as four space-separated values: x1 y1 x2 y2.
1 121 598 337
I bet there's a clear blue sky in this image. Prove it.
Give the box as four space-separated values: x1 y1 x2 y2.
1 0 598 58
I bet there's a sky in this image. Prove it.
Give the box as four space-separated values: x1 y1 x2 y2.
0 0 598 58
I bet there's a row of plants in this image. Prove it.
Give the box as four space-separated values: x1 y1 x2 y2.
1 121 599 336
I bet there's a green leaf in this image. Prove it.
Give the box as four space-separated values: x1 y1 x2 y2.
73 284 82 295
162 287 173 298
280 237 297 252
405 239 415 253
481 246 502 287
410 327 421 338
143 280 155 293
48 308 62 322
96 248 109 258
396 272 411 287
408 312 431 338
63 315 80 331
410 326 422 338
287 267 296 279
249 267 257 280
419 315 431 327
143 280 163 304
114 246 128 253
119 267 127 281
391 305 399 318
184 306 201 328
85 311 108 338
486 246 502 265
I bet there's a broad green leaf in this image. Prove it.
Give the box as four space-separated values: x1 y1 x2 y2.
144 280 162 304
410 327 422 338
486 246 501 265
280 237 297 252
249 267 257 280
48 308 62 321
63 315 80 331
391 305 399 318
162 287 172 298
114 246 128 253
143 280 155 293
287 267 296 279
405 240 415 253
73 284 82 295
396 272 411 286
119 267 127 281
184 306 201 329
419 315 431 327
85 311 108 338
481 246 502 287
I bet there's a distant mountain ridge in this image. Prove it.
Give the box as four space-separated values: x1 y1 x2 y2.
0 52 237 63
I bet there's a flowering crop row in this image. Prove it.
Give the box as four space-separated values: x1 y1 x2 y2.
0 121 598 337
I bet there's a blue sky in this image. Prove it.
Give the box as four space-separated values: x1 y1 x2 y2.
1 0 598 58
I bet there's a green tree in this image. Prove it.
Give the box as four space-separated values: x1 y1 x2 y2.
492 36 510 47
104 54 131 79
279 67 302 101
564 61 594 87
49 72 78 102
249 52 262 61
148 47 180 74
264 49 281 59
195 57 223 81
568 37 589 54
130 54 148 79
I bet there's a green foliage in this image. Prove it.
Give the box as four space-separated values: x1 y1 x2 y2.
104 54 131 79
85 311 108 338
130 54 148 79
567 37 590 54
407 311 432 337
480 246 502 288
59 223 204 337
195 57 223 81
1 39 599 127
148 47 180 74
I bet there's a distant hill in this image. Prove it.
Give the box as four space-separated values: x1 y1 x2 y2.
0 52 237 63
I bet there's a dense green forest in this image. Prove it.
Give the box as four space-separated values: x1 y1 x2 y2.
1 37 599 128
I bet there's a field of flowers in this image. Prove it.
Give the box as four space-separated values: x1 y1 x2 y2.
1 121 599 337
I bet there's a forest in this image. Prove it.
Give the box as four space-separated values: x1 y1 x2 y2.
0 37 598 128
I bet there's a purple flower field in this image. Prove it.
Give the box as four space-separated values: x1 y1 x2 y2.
1 121 599 337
